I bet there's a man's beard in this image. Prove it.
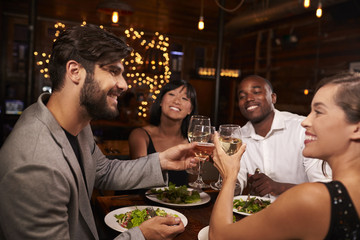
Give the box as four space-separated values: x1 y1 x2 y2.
80 73 119 120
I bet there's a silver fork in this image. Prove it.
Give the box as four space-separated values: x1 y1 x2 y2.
245 168 261 207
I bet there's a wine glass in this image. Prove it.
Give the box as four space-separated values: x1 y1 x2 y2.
187 115 213 188
210 124 242 190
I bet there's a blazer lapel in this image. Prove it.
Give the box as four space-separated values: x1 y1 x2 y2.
77 128 96 199
37 94 98 238
50 127 98 238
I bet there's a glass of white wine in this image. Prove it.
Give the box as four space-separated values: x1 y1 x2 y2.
187 115 214 189
211 124 242 190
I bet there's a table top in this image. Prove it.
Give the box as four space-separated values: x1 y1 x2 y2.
94 188 244 239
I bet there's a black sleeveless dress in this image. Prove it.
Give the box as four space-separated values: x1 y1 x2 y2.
323 181 360 240
143 129 188 186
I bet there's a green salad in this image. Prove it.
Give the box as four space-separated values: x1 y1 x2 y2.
114 207 177 229
150 182 201 204
233 196 271 214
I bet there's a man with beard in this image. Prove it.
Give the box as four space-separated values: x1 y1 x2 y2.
236 75 331 197
0 24 198 240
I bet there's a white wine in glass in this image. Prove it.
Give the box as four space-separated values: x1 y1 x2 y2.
187 115 213 188
219 136 242 156
218 124 242 155
211 124 242 191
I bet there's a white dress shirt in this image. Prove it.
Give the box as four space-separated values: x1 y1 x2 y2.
238 109 332 195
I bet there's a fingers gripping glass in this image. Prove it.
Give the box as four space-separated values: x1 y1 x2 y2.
187 115 214 189
210 124 242 191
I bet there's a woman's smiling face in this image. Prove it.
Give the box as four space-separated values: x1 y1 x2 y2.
160 86 192 121
301 84 354 161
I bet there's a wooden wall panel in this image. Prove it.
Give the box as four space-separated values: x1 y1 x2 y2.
227 11 360 120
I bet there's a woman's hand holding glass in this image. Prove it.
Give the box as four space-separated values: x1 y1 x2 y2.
211 124 243 190
212 130 246 184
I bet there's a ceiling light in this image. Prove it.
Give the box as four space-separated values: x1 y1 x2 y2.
97 0 133 23
198 16 204 30
198 0 205 30
304 0 310 8
316 1 322 18
112 11 119 23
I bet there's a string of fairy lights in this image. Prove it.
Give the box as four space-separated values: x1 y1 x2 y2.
34 21 171 118
123 28 170 118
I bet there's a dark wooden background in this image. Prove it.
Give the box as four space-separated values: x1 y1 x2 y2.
1 0 360 142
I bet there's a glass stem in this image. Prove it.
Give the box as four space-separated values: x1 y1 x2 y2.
196 160 204 182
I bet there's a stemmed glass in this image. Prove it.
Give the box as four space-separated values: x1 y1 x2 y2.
210 124 242 190
187 115 214 189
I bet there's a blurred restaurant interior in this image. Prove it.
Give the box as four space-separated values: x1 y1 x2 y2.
1 0 360 153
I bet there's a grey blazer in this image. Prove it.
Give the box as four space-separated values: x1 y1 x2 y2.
0 93 167 240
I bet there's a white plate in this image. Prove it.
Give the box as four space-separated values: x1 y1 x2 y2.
198 225 209 240
104 205 188 232
233 195 274 216
145 187 211 207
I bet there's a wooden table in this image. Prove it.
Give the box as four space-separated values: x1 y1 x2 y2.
94 189 244 239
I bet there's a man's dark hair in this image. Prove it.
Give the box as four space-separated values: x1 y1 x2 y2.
49 24 132 91
149 79 198 138
236 75 275 103
240 75 274 92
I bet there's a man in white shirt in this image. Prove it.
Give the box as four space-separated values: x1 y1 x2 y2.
237 75 331 197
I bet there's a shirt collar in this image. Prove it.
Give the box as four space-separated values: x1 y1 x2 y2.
241 109 285 139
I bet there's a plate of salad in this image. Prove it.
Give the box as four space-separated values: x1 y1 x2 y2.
145 183 211 207
233 195 273 216
105 205 188 232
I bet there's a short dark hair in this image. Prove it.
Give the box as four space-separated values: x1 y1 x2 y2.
49 24 132 91
149 80 198 138
236 75 275 104
240 75 274 92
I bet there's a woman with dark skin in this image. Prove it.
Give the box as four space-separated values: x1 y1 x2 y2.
210 72 360 240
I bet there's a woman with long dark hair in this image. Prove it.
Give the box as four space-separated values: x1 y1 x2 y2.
128 79 198 186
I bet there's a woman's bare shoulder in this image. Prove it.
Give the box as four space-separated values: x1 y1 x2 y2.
128 126 153 159
291 182 329 200
128 127 149 143
129 126 152 137
265 182 331 238
276 182 330 213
